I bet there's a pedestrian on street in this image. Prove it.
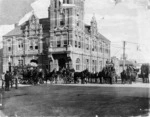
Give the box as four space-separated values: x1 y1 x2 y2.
5 71 10 91
10 72 14 88
14 71 18 89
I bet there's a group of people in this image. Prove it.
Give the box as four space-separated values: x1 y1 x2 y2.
1 71 18 91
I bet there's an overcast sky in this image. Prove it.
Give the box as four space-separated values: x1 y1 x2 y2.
0 0 150 63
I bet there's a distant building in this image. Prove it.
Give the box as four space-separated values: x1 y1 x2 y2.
3 0 111 72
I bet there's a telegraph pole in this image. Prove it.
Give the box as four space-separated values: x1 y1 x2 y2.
123 41 126 70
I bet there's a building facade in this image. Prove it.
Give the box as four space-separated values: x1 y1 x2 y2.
3 15 50 72
3 0 111 73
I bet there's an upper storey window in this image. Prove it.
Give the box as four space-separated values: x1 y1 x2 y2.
35 40 38 50
29 40 34 50
8 45 11 52
18 40 23 50
28 39 38 50
56 35 61 47
7 40 11 52
60 13 65 26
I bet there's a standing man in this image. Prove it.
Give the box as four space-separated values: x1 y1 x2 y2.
14 71 18 89
5 71 10 91
10 72 13 88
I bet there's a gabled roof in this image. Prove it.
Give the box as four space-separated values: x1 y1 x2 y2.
4 26 23 37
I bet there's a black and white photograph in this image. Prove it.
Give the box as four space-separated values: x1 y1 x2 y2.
0 0 150 116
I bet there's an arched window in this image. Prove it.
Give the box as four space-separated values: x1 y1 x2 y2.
76 58 80 70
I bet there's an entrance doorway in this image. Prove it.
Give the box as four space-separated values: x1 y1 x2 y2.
58 58 66 69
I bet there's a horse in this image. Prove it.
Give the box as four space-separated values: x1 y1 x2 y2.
100 67 108 84
31 68 39 85
44 69 50 84
60 68 75 84
121 70 127 84
88 72 99 83
37 69 44 84
43 69 58 84
73 69 89 84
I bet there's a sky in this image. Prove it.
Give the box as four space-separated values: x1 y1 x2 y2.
0 0 150 63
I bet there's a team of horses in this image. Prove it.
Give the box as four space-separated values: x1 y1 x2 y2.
15 65 139 85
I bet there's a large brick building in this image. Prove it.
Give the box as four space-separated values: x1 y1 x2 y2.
3 0 110 73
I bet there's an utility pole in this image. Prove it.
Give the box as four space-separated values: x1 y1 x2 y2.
123 41 126 70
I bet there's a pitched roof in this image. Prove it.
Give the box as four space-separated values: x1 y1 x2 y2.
4 26 23 37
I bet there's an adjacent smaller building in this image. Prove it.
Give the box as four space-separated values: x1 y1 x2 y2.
2 14 50 72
